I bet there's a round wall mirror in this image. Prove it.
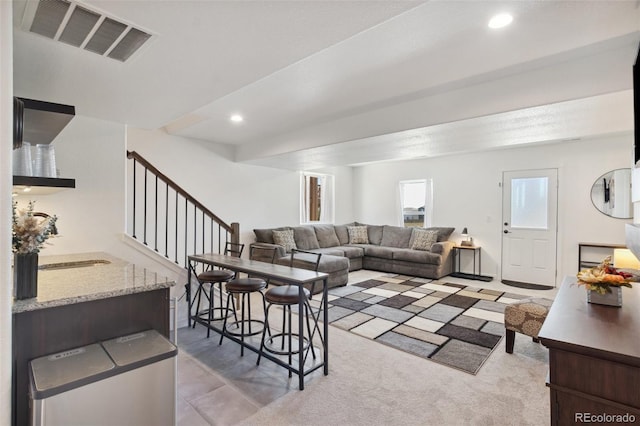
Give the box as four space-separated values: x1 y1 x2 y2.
590 168 633 219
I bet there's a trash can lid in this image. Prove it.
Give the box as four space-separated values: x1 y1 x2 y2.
30 343 115 393
102 329 177 367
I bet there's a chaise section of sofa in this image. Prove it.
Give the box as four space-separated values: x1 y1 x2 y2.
250 225 350 292
251 223 455 292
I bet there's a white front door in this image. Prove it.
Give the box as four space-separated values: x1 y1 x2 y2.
501 169 558 287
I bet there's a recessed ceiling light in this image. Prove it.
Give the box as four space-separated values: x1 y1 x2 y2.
230 114 244 123
488 13 513 29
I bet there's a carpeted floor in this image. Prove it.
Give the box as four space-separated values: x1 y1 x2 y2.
178 270 555 425
326 275 528 374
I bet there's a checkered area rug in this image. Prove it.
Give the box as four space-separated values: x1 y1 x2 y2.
326 275 525 374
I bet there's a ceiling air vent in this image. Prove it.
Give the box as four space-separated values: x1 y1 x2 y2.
22 0 153 62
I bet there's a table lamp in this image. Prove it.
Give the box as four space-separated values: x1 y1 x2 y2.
613 248 640 270
461 227 473 247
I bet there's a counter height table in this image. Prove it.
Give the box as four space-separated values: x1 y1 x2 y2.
187 253 329 390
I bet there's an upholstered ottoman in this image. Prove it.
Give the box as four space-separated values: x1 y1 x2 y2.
504 297 553 353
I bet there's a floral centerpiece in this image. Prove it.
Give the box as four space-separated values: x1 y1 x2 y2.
577 255 634 295
12 200 57 299
12 200 57 253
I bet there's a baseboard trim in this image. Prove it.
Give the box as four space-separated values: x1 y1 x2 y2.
450 272 493 282
501 279 554 290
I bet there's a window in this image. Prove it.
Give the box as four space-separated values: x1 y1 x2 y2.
300 172 334 224
510 177 549 229
399 179 432 228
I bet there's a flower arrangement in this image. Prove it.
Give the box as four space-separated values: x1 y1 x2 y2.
12 200 58 254
577 256 634 294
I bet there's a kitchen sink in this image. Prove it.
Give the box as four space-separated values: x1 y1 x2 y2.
38 259 111 270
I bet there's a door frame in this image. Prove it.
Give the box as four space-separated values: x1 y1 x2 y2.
500 167 559 289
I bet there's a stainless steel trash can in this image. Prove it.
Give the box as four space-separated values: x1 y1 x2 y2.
30 330 177 426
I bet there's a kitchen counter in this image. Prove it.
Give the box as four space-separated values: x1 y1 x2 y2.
12 252 175 313
12 252 175 426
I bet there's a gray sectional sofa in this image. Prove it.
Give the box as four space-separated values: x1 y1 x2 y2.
251 223 455 293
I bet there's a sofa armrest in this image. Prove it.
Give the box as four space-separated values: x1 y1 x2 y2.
250 242 287 259
431 240 454 256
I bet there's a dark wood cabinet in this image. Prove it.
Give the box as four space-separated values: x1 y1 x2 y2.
539 277 640 425
12 288 170 426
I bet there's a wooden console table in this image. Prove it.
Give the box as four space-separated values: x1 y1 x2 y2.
538 276 640 425
577 242 625 270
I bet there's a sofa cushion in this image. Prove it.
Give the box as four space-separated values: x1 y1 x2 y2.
334 222 355 245
313 247 346 257
427 227 455 242
366 225 384 245
380 225 413 248
292 226 320 250
314 224 340 248
393 248 442 265
338 245 366 259
275 253 348 274
348 226 369 244
254 226 290 244
410 229 439 251
273 229 297 252
364 245 395 260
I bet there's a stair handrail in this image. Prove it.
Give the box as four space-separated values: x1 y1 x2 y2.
127 150 235 234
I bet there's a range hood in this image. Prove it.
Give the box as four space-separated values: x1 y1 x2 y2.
13 97 75 147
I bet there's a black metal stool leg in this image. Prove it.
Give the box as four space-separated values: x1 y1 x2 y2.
287 306 293 378
207 284 214 338
304 302 316 359
261 293 271 339
247 294 252 335
257 304 272 366
281 307 286 351
219 292 235 346
240 293 246 357
192 284 203 329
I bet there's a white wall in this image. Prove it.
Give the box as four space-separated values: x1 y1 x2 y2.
13 116 128 255
1 2 12 424
126 128 355 247
353 135 634 285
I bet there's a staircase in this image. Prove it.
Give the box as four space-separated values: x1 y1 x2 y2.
126 151 240 327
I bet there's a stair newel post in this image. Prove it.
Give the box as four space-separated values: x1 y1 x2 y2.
231 222 240 254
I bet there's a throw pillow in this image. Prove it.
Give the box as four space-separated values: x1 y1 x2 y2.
347 225 369 244
273 229 297 252
426 227 455 242
411 229 439 251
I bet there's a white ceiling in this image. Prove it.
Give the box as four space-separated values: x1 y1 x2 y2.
12 0 640 170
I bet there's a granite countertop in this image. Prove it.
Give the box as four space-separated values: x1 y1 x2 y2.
13 252 175 313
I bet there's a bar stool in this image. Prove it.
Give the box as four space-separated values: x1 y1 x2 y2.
191 242 244 338
219 245 278 356
257 249 321 376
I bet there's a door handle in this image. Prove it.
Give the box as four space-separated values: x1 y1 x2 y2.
504 230 509 234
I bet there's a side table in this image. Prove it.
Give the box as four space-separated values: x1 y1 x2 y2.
450 245 492 282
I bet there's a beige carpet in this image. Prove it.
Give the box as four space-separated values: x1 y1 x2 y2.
236 318 549 425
